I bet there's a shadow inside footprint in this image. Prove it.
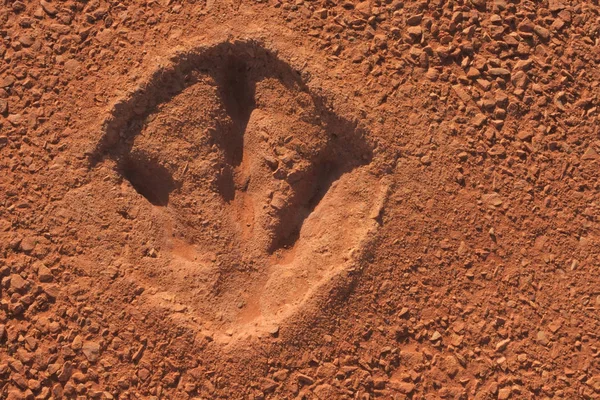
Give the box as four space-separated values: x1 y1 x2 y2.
120 151 180 206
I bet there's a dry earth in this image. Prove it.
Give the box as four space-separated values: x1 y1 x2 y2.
1 0 600 399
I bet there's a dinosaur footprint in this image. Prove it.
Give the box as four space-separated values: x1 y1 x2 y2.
92 41 384 340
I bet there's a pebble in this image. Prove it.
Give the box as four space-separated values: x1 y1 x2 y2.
19 237 37 253
495 338 511 352
392 381 415 394
586 375 600 392
472 114 487 128
12 1 26 12
536 331 550 346
71 335 83 351
533 25 551 40
297 373 315 385
0 75 16 88
488 68 511 78
260 378 278 392
549 0 566 11
57 361 73 382
0 99 7 114
582 147 599 160
82 341 100 363
482 193 503 207
10 274 29 293
40 0 58 16
18 35 35 47
407 26 423 40
498 387 511 399
37 264 53 282
453 84 472 104
12 372 28 389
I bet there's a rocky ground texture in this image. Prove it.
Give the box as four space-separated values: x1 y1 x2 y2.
1 0 599 399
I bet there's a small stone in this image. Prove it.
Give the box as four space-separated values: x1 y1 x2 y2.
407 26 422 40
40 0 58 16
585 375 600 392
47 363 61 376
57 361 73 382
42 284 60 300
495 338 511 352
355 1 371 17
441 355 460 377
19 237 37 253
582 147 599 160
28 379 41 391
467 67 481 79
10 274 29 293
450 334 463 347
488 68 511 78
393 381 415 394
12 372 28 389
37 264 53 282
420 155 431 165
72 371 87 383
453 84 472 104
268 325 279 337
477 78 492 91
482 193 503 207
7 114 23 126
406 14 422 26
316 8 327 18
534 25 551 40
551 18 565 31
548 320 562 333
430 331 442 341
297 373 314 385
488 144 506 157
64 59 81 74
517 131 533 141
0 75 16 88
518 20 535 33
273 369 289 382
132 344 145 362
373 377 388 389
260 378 278 392
425 68 439 81
536 331 550 346
82 341 100 362
498 387 511 399
548 0 565 11
0 99 8 114
472 114 487 128
18 35 35 47
12 1 26 12
71 335 83 351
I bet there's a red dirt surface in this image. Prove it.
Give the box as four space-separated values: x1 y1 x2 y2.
1 0 600 399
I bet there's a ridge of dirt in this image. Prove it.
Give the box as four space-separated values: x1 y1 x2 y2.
0 0 599 399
